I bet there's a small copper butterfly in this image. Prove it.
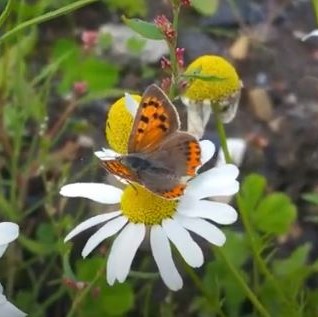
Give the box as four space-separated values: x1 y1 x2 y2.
101 84 201 199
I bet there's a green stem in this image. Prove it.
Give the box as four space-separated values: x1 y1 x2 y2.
66 265 104 317
0 0 15 29
312 0 318 22
181 261 226 317
212 104 232 163
0 0 98 43
213 104 294 312
168 4 180 99
215 248 271 317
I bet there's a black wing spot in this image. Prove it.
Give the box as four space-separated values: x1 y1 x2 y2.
159 114 167 122
158 124 168 132
140 115 149 123
138 128 144 133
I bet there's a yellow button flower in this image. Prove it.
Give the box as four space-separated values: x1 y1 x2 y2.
105 94 141 154
182 55 242 125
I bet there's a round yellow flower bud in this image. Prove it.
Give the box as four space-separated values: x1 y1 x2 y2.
105 95 141 154
182 55 242 124
183 55 240 102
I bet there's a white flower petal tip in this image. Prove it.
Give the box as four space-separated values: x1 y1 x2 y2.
0 285 26 317
64 211 121 242
199 140 215 166
175 215 226 247
162 219 204 268
0 222 19 251
81 216 127 258
186 164 239 199
216 138 246 167
178 200 238 225
150 225 183 291
124 93 139 117
60 183 122 204
302 30 318 41
94 148 118 160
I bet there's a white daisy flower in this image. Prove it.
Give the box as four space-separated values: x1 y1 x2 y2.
0 222 19 258
302 29 318 41
0 222 26 317
61 141 239 291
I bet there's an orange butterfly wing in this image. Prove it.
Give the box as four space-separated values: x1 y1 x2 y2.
128 84 180 153
100 159 137 183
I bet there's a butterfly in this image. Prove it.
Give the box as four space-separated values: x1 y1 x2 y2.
101 84 201 199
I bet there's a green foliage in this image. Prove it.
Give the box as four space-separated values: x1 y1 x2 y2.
239 173 297 235
76 258 135 316
0 1 317 317
106 0 147 17
52 39 119 94
123 17 164 40
191 0 219 16
302 192 318 205
126 36 146 55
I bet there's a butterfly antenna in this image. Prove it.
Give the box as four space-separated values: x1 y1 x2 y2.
127 180 138 195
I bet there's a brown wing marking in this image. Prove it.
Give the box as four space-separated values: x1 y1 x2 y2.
150 131 201 178
185 139 201 176
161 184 186 199
128 84 180 153
100 159 137 182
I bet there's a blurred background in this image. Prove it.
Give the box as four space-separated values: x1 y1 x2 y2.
1 0 318 316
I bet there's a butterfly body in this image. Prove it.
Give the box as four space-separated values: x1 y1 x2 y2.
102 84 202 199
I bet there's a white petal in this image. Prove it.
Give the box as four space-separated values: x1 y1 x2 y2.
125 93 139 117
162 218 203 268
199 140 215 166
216 138 246 167
82 216 128 258
114 223 145 282
0 300 26 317
302 29 318 41
178 199 238 224
107 234 121 285
94 148 118 160
0 223 19 251
150 225 183 291
0 245 8 258
0 285 26 317
174 214 226 246
60 183 122 204
64 211 121 242
186 164 239 199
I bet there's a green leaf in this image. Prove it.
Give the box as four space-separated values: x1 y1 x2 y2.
122 16 164 40
302 192 318 205
240 173 267 212
106 0 147 16
19 235 55 255
253 193 297 234
221 230 249 268
36 223 55 244
273 243 311 276
126 36 146 55
77 258 134 315
191 0 219 16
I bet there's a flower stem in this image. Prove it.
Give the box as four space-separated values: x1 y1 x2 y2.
212 103 232 163
168 3 180 99
181 259 226 317
213 103 294 312
215 248 271 317
66 265 104 317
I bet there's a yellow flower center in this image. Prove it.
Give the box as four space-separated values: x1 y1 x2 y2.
183 55 240 103
121 184 178 225
105 94 141 154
